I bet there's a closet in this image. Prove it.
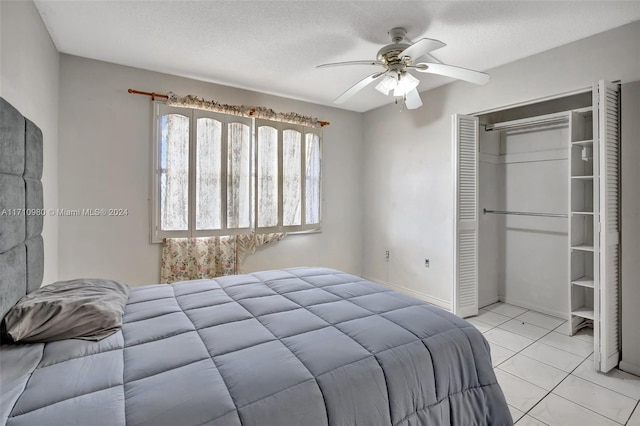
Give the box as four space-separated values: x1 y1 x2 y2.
452 81 620 372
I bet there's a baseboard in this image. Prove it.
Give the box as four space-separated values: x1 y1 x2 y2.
362 275 452 312
358 279 567 319
479 297 501 310
501 296 566 320
619 361 640 378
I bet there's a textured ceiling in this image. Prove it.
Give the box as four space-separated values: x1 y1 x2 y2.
34 1 640 113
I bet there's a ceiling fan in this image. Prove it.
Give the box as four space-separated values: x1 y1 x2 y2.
317 27 490 109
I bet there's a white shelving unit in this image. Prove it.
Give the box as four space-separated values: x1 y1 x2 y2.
568 109 596 332
565 82 621 373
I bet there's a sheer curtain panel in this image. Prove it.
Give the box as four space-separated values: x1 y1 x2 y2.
255 119 321 233
152 104 253 241
161 112 190 232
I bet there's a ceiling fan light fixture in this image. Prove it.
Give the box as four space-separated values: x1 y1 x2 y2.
319 27 488 107
393 72 419 97
374 74 398 95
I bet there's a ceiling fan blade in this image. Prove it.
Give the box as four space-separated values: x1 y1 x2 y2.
334 72 385 104
404 88 423 110
399 38 446 60
317 60 383 69
412 62 490 85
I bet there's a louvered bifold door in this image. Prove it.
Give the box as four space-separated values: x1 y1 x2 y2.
596 81 621 373
452 114 479 318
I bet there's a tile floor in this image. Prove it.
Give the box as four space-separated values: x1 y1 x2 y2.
468 302 640 425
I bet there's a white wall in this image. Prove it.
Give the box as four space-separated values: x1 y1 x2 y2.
362 21 640 310
58 55 364 286
0 1 59 284
500 126 568 317
479 124 569 317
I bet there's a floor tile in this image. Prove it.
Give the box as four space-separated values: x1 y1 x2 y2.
489 341 516 367
498 354 568 391
486 303 640 426
484 302 528 318
473 309 512 327
628 404 640 426
570 327 594 343
515 311 565 330
553 375 636 424
573 358 640 399
508 405 525 423
520 342 587 372
494 369 548 412
498 318 550 340
553 321 572 335
465 317 494 333
528 393 619 426
484 328 534 352
515 414 548 425
538 331 593 357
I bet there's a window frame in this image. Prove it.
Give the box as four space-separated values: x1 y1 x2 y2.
254 119 322 234
151 104 190 242
192 108 253 238
150 102 321 243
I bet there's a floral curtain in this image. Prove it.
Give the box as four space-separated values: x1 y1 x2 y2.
160 236 236 283
161 233 285 284
236 233 285 266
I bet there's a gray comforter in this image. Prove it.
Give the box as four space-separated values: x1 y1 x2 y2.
1 267 511 426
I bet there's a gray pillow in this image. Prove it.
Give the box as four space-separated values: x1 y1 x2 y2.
2 279 130 343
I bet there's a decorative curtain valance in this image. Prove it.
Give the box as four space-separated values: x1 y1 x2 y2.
167 93 327 128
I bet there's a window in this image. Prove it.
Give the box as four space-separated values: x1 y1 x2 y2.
151 103 321 242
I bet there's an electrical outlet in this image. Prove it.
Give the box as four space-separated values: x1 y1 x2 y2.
424 259 430 268
385 250 390 261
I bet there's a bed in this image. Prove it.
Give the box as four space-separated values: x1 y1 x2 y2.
0 97 512 426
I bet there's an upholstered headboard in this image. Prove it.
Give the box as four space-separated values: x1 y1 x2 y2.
0 97 44 319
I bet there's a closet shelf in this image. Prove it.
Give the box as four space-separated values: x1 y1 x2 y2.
571 307 595 320
571 139 593 147
571 276 594 288
573 106 593 115
571 244 594 252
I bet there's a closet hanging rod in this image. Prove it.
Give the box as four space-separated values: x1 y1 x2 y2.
484 112 569 132
483 208 568 218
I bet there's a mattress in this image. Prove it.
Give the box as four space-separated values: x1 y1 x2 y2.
1 267 511 425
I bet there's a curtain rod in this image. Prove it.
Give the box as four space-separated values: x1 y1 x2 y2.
128 88 169 100
484 116 568 132
128 88 330 127
483 111 570 132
